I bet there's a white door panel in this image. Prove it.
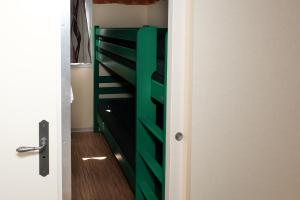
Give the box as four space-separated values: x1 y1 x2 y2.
0 0 62 199
190 1 300 200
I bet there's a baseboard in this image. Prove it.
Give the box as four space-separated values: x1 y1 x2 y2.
71 127 94 133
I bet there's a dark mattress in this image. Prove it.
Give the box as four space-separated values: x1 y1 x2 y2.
99 99 136 170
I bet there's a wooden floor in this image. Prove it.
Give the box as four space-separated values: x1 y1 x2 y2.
72 132 134 200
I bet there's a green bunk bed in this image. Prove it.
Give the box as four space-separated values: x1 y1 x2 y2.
94 25 168 200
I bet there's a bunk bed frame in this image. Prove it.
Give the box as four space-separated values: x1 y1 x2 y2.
94 25 167 200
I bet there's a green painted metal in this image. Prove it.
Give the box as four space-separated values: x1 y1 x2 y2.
95 39 101 47
136 155 157 200
162 32 168 200
151 80 165 104
138 182 159 200
98 53 136 85
94 26 101 132
139 151 163 183
139 118 164 142
97 114 135 189
136 26 161 199
99 41 137 62
136 28 168 200
98 28 139 42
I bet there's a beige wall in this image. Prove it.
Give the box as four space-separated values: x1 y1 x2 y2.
147 0 168 27
93 1 168 28
71 65 94 132
93 4 148 28
71 2 168 131
189 0 300 199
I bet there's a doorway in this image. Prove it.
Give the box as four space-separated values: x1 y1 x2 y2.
70 0 169 199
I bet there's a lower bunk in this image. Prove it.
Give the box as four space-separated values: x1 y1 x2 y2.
97 98 136 189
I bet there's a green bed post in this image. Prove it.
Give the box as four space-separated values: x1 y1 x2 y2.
162 32 168 200
136 26 159 200
93 26 100 132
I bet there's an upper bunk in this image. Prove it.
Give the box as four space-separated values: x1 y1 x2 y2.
94 26 168 103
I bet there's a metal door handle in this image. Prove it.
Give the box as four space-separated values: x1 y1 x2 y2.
16 137 47 153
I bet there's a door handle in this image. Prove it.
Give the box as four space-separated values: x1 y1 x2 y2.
16 120 49 177
16 137 47 153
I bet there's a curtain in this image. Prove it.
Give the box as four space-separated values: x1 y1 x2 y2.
93 0 159 5
71 0 92 63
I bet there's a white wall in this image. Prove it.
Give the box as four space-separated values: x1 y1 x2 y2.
189 0 300 200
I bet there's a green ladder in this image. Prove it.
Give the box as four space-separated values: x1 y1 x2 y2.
136 27 168 200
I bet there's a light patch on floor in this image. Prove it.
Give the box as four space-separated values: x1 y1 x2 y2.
82 156 107 161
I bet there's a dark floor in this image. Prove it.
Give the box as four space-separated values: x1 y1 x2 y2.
72 132 134 200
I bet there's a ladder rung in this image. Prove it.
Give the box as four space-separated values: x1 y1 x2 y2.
138 181 159 200
139 118 164 143
151 79 165 104
139 151 163 183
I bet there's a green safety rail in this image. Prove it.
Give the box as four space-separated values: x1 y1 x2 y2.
95 27 138 86
136 27 167 200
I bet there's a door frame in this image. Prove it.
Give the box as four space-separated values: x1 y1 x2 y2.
61 0 72 199
60 0 192 199
166 0 192 199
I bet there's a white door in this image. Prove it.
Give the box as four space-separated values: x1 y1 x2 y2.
0 0 70 199
189 0 300 200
